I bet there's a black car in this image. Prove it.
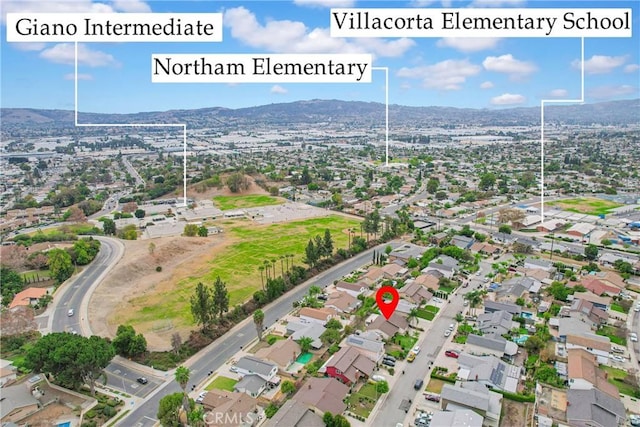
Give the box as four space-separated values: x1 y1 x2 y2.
383 354 396 362
381 359 395 367
136 377 148 384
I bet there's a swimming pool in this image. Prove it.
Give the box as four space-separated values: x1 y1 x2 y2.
296 352 312 364
521 312 533 319
57 422 71 427
513 335 529 344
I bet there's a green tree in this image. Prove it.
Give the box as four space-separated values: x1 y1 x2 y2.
253 309 265 341
119 224 138 240
323 229 334 258
297 336 314 353
325 318 342 330
407 308 419 326
305 239 319 267
48 248 74 283
212 276 229 321
426 177 439 194
112 325 147 358
190 282 213 330
584 244 599 261
323 412 351 427
479 172 496 190
375 380 389 393
524 335 545 353
175 365 191 414
197 225 208 237
157 392 184 427
0 267 24 306
281 380 296 395
226 172 249 193
26 332 114 395
134 209 146 219
498 224 512 234
547 281 572 301
183 224 199 237
320 328 342 346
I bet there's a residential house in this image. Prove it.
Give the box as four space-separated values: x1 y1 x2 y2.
9 288 49 309
234 356 278 382
423 255 459 279
0 384 40 423
476 310 514 338
465 334 518 359
566 388 626 427
568 298 608 328
388 243 427 263
264 399 324 427
565 334 611 365
293 377 348 416
557 317 593 342
574 277 621 297
594 271 626 290
483 300 522 317
400 281 433 305
567 349 619 398
523 257 554 272
344 333 385 363
335 281 368 298
456 353 521 393
367 312 409 339
286 321 325 349
0 360 17 387
428 409 483 427
360 267 385 286
440 382 502 424
470 242 500 256
324 346 375 385
571 292 611 311
537 219 566 233
255 339 301 371
413 274 440 292
431 232 449 245
325 291 360 314
451 235 474 250
496 276 541 303
234 374 272 398
200 390 260 427
381 263 406 279
298 307 337 325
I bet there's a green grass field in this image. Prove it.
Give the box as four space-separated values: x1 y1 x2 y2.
21 270 51 280
123 215 360 328
212 195 284 210
599 365 640 397
206 376 238 392
547 198 622 216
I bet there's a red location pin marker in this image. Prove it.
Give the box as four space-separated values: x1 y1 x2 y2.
376 285 399 320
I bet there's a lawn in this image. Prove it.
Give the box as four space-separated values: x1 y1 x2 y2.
426 378 445 393
416 308 435 321
121 215 360 327
206 376 238 392
599 365 640 397
423 305 440 313
393 334 418 352
547 198 622 216
213 195 284 211
346 383 380 419
596 326 626 346
610 303 627 314
22 269 51 280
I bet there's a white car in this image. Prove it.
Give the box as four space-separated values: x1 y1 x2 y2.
630 332 638 342
611 355 625 363
413 346 421 355
634 305 640 312
448 323 455 330
444 330 451 337
230 366 238 373
372 374 387 382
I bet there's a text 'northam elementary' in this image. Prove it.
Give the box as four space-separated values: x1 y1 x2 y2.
151 54 372 84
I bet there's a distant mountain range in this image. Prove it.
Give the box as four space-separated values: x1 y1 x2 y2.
1 99 638 132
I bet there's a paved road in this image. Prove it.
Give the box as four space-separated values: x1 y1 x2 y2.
369 263 489 427
117 240 405 427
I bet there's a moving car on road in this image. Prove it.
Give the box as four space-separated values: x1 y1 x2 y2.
136 377 148 384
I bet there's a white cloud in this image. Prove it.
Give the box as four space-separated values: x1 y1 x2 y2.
270 85 288 94
491 93 526 105
224 6 414 58
11 42 47 51
1 0 115 21
437 37 501 53
483 54 537 78
572 55 627 74
293 0 355 6
111 0 151 12
410 0 436 6
480 81 494 89
588 84 637 100
64 73 93 81
40 43 118 67
548 88 568 98
623 64 639 73
397 59 481 90
470 0 526 7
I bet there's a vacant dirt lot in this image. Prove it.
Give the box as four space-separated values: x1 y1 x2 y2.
88 233 231 351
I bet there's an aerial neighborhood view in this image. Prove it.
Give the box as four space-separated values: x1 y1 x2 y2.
1 1 639 427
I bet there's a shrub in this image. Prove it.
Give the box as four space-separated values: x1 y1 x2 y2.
156 266 162 272
102 405 116 417
267 336 278 345
84 410 96 419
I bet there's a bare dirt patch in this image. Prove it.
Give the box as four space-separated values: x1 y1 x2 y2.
500 399 533 427
19 403 77 427
88 234 233 351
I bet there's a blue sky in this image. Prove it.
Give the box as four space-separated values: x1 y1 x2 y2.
1 0 638 113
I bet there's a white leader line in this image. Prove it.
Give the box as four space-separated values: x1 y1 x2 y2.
540 37 584 223
373 66 389 167
74 42 188 207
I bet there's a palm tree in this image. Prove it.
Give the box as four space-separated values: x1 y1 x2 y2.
407 308 419 326
175 365 190 415
289 254 295 271
264 260 271 280
253 309 265 341
258 266 265 291
280 255 285 277
297 336 314 353
271 258 277 277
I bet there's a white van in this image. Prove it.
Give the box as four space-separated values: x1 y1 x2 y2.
68 309 74 317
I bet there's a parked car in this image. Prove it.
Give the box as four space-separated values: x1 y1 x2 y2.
445 350 460 358
630 332 638 342
414 379 424 390
448 323 455 330
383 354 397 362
407 352 416 363
611 346 625 354
611 355 625 363
136 377 148 384
382 358 396 367
413 346 421 355
444 330 451 337
424 393 440 402
372 374 387 382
